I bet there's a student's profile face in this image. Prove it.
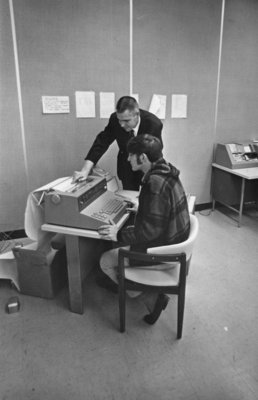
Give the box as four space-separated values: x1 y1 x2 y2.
127 153 142 171
117 109 139 131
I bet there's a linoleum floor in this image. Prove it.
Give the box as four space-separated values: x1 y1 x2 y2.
0 209 258 400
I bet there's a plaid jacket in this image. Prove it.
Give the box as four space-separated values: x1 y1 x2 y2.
117 158 190 252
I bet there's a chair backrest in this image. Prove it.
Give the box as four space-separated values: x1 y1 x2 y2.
147 214 199 261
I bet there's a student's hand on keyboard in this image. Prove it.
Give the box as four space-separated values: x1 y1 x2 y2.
126 200 138 213
98 220 118 241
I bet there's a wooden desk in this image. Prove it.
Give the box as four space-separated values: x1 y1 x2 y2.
42 213 128 314
211 163 258 227
42 196 196 314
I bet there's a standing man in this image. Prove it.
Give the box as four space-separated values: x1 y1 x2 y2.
97 134 190 325
73 96 163 190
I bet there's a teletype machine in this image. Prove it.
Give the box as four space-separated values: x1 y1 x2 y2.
44 176 129 230
214 141 258 169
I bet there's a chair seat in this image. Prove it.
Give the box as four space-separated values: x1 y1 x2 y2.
125 262 180 286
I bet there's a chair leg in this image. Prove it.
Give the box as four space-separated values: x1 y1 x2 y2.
177 291 185 339
119 283 126 333
186 259 191 275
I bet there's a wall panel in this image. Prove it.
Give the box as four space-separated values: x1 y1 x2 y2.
13 0 129 192
216 0 258 143
1 0 258 230
0 0 28 230
133 0 221 199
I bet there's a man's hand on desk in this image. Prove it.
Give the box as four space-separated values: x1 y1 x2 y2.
98 220 118 241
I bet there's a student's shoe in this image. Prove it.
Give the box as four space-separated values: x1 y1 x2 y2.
96 275 118 294
143 294 170 325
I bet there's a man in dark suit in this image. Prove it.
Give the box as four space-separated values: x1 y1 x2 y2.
73 96 163 190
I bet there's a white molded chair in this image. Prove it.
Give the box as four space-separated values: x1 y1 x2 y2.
118 214 199 339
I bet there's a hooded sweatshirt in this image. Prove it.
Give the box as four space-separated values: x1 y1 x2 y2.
117 157 190 252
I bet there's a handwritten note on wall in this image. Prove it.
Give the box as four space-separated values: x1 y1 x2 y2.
42 96 70 114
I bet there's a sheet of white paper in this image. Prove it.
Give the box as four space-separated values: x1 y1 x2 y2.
171 94 187 118
149 94 166 119
42 96 70 114
228 143 238 153
131 94 139 103
100 92 115 118
33 177 70 193
75 91 95 118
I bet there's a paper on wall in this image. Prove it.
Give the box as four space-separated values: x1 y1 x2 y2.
149 94 166 119
171 94 187 118
100 92 115 118
131 94 139 103
42 96 70 114
75 91 96 118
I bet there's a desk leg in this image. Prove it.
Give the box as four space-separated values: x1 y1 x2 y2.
238 178 245 228
65 234 84 314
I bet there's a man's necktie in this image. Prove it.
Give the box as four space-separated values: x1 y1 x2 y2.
129 130 135 139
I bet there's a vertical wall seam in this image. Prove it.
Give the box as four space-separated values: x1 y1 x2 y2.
214 0 226 146
129 0 133 95
9 0 30 191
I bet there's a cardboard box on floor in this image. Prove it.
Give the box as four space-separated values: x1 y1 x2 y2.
0 236 67 299
0 178 69 298
12 239 67 299
0 249 20 290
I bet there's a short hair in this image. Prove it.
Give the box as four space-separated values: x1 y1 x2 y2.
116 96 139 114
127 134 163 162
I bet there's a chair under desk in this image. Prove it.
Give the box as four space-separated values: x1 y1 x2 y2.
42 195 196 315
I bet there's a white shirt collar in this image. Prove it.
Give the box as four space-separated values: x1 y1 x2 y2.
133 116 141 135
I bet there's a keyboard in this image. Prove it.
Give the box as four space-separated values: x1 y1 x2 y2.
101 198 125 215
90 198 126 222
80 190 128 226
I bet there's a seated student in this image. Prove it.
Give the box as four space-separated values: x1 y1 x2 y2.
97 134 190 324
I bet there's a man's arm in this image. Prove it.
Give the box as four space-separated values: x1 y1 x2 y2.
85 113 117 163
73 113 117 182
